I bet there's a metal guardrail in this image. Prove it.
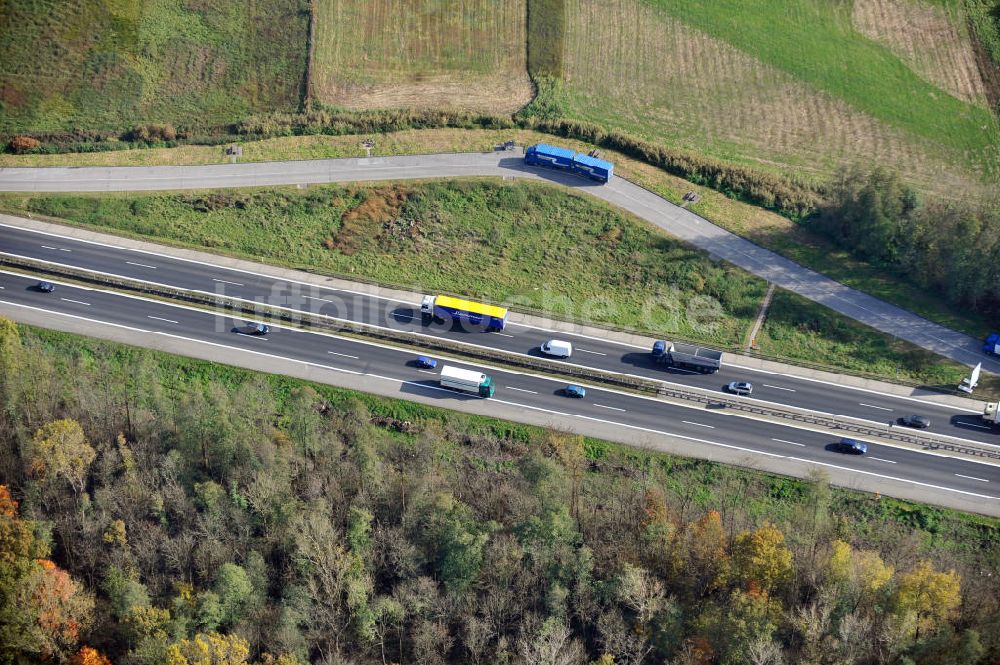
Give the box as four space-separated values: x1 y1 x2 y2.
3 253 999 461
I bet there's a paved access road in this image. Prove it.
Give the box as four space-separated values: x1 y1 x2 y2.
1 269 997 510
2 221 996 447
1 151 996 374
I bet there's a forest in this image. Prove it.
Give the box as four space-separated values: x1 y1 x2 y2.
1 317 999 665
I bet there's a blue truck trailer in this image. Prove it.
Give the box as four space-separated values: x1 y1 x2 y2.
524 144 576 170
421 294 509 331
572 153 614 182
524 144 614 183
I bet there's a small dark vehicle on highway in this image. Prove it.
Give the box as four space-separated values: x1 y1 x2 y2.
236 322 269 336
899 414 930 429
726 381 753 396
832 438 868 455
36 281 55 293
564 385 586 398
415 356 438 369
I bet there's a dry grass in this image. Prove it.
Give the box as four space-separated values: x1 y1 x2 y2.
312 0 532 113
561 0 993 199
852 0 989 106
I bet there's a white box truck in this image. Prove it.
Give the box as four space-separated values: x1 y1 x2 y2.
439 365 495 398
984 402 999 427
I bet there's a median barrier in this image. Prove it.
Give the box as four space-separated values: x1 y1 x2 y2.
3 254 998 462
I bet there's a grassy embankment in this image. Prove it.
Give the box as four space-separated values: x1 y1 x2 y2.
311 0 531 114
0 180 982 391
0 0 308 135
559 0 999 197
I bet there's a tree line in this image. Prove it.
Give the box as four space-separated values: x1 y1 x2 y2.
812 167 1000 321
1 318 999 664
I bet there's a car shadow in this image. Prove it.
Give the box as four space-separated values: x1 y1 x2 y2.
399 381 481 401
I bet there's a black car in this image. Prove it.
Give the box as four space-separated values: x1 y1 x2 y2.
900 414 930 429
832 438 868 455
236 322 269 336
37 281 55 293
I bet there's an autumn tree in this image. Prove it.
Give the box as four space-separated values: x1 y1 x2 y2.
166 632 250 665
893 560 962 640
29 419 96 497
826 539 893 611
732 522 792 597
0 486 94 662
677 511 729 598
71 646 113 665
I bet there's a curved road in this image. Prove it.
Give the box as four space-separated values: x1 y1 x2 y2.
1 150 996 375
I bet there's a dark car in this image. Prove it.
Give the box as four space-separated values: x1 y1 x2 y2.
415 356 438 369
236 322 269 336
37 281 55 293
833 438 868 455
900 414 930 429
564 384 586 398
726 381 753 396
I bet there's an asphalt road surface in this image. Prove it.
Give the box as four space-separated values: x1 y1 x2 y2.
1 221 996 448
1 269 998 513
1 151 996 374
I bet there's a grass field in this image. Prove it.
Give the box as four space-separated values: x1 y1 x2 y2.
2 178 988 389
560 0 999 198
312 0 532 113
0 0 308 136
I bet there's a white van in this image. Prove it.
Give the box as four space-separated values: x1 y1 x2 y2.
540 339 573 358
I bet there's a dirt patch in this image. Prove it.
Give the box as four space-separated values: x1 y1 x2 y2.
326 187 411 255
851 0 989 106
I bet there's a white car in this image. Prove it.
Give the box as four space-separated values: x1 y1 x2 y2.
726 381 753 396
540 340 573 358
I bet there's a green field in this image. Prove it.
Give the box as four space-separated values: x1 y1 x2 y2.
312 0 531 113
559 0 999 197
0 0 308 136
2 179 986 390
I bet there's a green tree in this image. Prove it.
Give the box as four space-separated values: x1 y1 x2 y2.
214 563 253 629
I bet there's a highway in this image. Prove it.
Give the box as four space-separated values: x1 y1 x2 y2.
1 151 996 375
1 269 997 509
2 221 996 448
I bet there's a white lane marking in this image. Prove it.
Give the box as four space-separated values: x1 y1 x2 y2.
594 404 626 412
41 245 57 250
772 438 805 447
60 298 90 306
683 420 715 429
213 278 244 287
860 403 893 412
417 369 435 374
763 384 796 392
126 261 158 269
304 295 337 303
494 332 514 338
962 422 992 430
393 313 416 320
235 333 268 340
955 474 989 483
506 386 538 394
147 316 178 324
327 351 358 359
577 348 607 356
0 286 4 289
785 457 1000 500
869 457 897 464
59 248 72 252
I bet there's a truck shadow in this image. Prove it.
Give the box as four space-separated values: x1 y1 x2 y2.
950 414 998 434
399 381 482 401
498 158 609 189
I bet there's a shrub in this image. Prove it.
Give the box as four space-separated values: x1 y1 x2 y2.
8 136 41 154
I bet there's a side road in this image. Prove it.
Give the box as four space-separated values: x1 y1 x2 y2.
1 150 996 374
1 212 987 411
